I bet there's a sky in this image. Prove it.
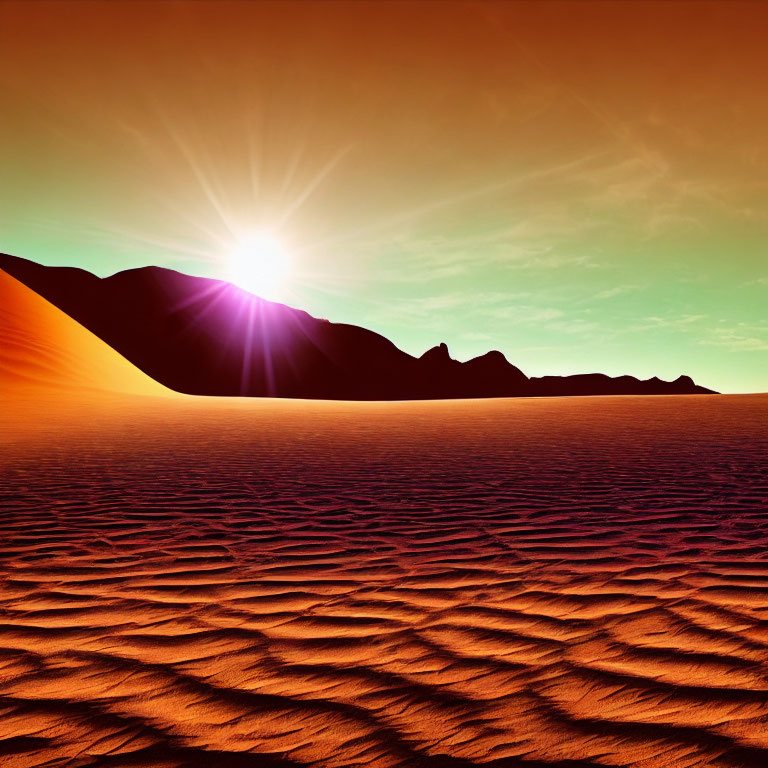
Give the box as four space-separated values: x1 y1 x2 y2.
1 1 766 394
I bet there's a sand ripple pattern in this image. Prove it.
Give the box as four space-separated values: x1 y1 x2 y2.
2 394 768 768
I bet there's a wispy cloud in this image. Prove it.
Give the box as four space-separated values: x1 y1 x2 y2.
701 326 768 352
632 314 707 332
482 305 564 323
592 284 640 300
460 331 492 342
545 318 603 338
362 288 573 336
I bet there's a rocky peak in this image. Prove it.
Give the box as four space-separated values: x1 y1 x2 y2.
419 342 453 364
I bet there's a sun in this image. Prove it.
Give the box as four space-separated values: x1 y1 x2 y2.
228 232 289 299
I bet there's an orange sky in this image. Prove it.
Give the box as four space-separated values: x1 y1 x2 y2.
1 1 767 392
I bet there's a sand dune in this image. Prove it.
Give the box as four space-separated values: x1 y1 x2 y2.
0 268 171 442
0 269 167 399
2 271 768 767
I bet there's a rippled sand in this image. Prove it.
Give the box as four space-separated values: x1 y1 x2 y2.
2 391 768 768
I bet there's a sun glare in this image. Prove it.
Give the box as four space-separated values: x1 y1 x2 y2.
228 232 289 299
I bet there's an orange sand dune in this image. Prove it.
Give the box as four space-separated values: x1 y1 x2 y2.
1 267 172 442
2 270 768 767
0 269 168 399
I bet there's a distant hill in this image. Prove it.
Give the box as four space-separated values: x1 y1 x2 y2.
0 253 715 399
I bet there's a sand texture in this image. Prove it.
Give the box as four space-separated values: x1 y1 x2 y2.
2 269 768 767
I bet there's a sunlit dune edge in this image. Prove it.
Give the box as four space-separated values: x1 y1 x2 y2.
2 268 768 768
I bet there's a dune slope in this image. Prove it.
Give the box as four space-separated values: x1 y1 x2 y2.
0 268 167 398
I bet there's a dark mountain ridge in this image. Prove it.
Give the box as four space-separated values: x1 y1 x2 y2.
0 253 715 399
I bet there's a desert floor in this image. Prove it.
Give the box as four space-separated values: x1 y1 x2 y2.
1 392 768 768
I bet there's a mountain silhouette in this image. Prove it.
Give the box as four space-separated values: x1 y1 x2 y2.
0 253 715 399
